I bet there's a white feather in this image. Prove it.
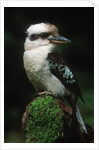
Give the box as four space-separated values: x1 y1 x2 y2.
76 106 87 133
23 45 69 97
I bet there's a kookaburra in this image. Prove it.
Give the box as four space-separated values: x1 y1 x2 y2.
23 22 87 134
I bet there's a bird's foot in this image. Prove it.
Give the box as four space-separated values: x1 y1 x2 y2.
38 91 52 96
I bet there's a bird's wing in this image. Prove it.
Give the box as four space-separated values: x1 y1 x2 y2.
47 51 84 103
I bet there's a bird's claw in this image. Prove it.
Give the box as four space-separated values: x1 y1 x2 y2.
38 91 52 96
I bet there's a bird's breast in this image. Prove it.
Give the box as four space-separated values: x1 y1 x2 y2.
23 50 69 97
24 50 48 72
23 50 51 90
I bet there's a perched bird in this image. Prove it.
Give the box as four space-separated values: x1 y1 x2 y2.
23 22 87 134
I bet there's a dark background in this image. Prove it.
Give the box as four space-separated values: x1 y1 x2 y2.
4 7 94 142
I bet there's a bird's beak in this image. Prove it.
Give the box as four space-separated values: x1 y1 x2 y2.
48 35 71 44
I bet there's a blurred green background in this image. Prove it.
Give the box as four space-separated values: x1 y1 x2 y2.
4 7 94 143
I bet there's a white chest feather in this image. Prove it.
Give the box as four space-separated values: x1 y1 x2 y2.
23 47 68 97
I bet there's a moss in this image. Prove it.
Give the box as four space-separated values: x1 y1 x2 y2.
25 95 64 143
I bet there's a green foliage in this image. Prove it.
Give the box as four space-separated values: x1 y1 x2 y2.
78 89 94 128
25 95 64 143
76 71 94 128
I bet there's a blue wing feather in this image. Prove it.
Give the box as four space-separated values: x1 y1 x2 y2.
47 51 85 103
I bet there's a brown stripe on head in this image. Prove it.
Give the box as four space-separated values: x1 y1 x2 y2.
44 23 59 36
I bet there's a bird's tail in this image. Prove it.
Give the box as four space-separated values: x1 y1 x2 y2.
75 105 87 134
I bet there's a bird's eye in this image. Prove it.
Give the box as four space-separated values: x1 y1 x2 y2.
40 33 49 39
30 34 38 41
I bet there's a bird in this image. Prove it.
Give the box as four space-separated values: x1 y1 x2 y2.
23 22 87 134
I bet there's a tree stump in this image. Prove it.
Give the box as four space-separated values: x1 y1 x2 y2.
22 94 94 143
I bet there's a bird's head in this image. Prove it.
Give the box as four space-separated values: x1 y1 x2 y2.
24 23 71 51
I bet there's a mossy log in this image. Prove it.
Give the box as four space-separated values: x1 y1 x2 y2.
22 94 94 143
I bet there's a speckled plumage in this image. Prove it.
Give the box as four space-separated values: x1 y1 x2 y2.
47 51 85 103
